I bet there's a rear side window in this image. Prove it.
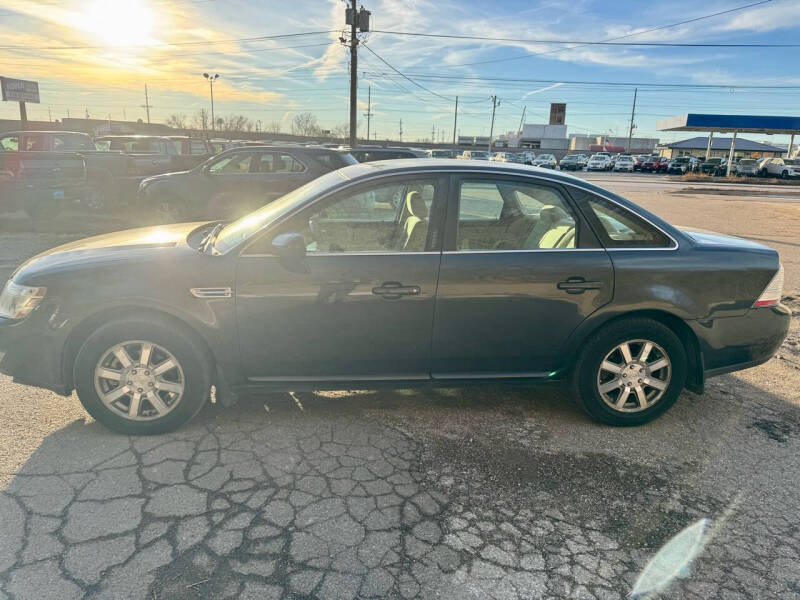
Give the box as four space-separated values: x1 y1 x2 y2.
190 139 208 155
577 192 673 248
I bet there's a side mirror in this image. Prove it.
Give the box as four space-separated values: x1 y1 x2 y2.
271 232 309 273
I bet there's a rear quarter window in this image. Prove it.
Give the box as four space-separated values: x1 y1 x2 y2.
571 189 674 248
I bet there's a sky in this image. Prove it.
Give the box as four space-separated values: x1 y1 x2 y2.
2 0 800 145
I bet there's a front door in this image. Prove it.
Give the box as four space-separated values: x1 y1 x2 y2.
431 175 614 377
235 174 447 380
204 150 260 219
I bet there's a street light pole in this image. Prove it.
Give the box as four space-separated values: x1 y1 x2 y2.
203 73 220 132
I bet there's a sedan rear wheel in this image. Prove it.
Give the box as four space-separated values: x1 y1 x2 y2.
75 317 212 434
573 318 687 426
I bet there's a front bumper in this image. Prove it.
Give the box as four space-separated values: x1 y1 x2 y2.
0 305 71 395
692 304 791 379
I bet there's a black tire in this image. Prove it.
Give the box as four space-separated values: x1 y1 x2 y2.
74 316 212 435
572 318 687 426
24 199 61 219
153 194 188 225
781 170 789 180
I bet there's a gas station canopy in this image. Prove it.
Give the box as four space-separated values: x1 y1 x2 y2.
657 114 800 135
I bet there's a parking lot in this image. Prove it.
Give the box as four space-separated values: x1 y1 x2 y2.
1 172 799 600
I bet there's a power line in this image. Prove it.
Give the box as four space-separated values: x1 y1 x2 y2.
420 0 774 68
361 43 454 103
0 30 336 51
371 71 800 91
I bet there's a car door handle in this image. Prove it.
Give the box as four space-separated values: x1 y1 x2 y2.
557 277 604 294
372 281 421 300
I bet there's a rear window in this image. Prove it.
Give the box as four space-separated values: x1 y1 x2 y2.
313 151 357 169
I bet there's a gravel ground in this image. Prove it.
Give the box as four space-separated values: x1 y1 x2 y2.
1 176 799 600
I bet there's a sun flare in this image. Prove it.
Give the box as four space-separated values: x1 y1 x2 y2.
79 0 156 47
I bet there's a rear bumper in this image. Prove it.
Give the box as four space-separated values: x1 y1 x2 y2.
692 304 791 379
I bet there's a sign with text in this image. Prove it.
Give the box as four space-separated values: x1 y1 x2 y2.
1 77 40 103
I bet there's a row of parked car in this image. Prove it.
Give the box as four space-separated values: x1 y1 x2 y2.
3 130 799 222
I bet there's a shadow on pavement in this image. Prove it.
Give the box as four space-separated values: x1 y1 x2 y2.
1 379 799 599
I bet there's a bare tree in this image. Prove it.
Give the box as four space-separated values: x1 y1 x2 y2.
191 109 209 132
291 112 321 137
266 120 282 134
330 123 349 140
165 113 187 129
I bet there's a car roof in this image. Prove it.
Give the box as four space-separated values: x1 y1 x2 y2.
215 145 347 154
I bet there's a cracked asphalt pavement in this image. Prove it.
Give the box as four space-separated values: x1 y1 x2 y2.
1 181 800 599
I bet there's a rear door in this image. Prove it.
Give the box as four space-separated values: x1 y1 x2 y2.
252 152 310 205
431 174 614 377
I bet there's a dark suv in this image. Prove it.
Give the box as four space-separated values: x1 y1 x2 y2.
137 146 357 223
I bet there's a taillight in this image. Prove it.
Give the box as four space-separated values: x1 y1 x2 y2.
753 265 784 308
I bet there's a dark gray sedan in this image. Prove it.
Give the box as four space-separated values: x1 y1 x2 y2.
0 160 789 434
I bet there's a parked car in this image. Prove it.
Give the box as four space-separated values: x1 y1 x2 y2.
666 156 697 175
166 136 214 170
519 151 536 165
558 154 587 171
587 154 612 171
137 145 358 223
427 149 455 158
613 156 635 172
531 153 557 169
735 158 760 177
760 157 800 179
642 157 669 173
0 150 86 218
0 130 135 211
94 135 181 177
633 155 650 171
0 159 788 434
457 150 491 160
697 157 727 176
490 152 524 164
348 147 428 162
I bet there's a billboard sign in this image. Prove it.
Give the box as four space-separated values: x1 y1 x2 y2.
1 77 40 103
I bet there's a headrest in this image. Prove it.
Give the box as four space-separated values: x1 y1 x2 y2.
539 204 569 224
406 191 428 219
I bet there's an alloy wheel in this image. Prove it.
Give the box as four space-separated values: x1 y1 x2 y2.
596 339 671 413
94 340 185 421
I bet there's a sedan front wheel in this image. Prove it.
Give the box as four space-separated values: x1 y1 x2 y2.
572 318 687 426
74 317 212 434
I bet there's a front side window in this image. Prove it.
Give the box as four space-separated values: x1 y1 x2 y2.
456 179 578 251
208 152 253 174
582 195 673 248
0 135 18 151
273 178 438 254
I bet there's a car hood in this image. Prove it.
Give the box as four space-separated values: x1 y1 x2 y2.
12 222 209 281
141 170 194 185
678 227 774 251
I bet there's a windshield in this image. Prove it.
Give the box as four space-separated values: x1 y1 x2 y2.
673 157 690 163
739 159 756 164
706 158 722 164
470 151 489 158
784 159 800 165
213 169 346 253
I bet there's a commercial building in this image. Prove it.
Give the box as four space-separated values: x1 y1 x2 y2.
568 134 658 154
658 136 785 160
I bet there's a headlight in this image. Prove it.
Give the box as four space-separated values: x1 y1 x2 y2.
0 281 47 319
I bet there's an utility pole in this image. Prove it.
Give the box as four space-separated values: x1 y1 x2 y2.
141 84 152 124
517 105 526 136
48 105 52 123
342 2 369 147
627 87 637 152
399 118 403 142
452 95 458 149
487 95 498 153
431 123 435 143
362 85 373 141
